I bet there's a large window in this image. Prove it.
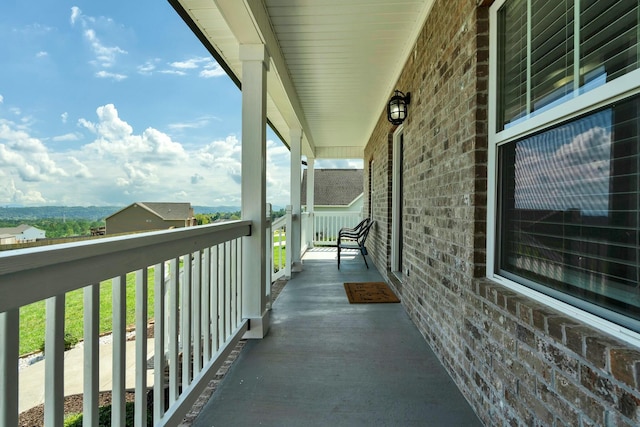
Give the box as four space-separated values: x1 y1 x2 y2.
492 0 640 332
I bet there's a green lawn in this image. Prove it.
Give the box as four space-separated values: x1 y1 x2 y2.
273 245 286 271
19 269 156 356
273 230 286 243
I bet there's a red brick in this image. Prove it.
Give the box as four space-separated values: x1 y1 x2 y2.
610 348 640 391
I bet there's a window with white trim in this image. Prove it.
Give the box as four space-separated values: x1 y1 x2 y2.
491 0 640 332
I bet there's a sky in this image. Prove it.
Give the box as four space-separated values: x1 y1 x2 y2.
0 1 360 208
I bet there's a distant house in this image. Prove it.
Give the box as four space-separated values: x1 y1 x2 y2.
0 234 17 245
105 202 196 235
0 224 46 243
301 169 364 213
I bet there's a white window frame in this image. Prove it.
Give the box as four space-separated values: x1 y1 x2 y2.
487 0 640 346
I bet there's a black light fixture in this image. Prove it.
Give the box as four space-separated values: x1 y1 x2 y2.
387 90 411 125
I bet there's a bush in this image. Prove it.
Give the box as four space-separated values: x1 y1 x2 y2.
64 401 152 427
38 332 79 354
63 413 82 426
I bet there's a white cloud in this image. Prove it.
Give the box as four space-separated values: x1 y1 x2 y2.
191 173 204 184
95 70 127 81
71 7 128 78
168 116 218 130
0 120 67 183
116 161 157 187
315 159 364 169
36 51 48 58
0 94 3 103
163 57 225 78
169 57 208 69
159 69 186 76
84 29 127 68
69 157 92 178
200 63 226 78
52 132 82 142
80 104 187 163
0 179 47 205
70 6 82 26
137 59 159 75
0 104 293 207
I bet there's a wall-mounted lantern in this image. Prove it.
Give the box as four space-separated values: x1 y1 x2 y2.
387 90 411 125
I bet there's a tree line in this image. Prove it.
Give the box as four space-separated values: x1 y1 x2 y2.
195 208 287 225
0 208 288 238
0 218 105 239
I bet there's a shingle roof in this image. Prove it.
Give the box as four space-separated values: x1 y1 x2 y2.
301 169 364 206
106 202 193 220
138 202 193 220
0 224 34 235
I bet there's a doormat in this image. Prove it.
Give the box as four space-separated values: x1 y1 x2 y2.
343 282 400 304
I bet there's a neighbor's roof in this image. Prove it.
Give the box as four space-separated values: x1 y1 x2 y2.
301 169 364 207
0 224 37 235
106 202 193 221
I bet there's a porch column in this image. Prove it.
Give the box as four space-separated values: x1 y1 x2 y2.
290 128 303 272
306 157 315 248
240 43 270 339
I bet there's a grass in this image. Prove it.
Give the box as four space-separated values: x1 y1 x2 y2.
273 230 286 243
19 269 156 356
273 245 286 271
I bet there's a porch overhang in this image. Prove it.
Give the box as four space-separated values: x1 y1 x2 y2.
169 0 435 159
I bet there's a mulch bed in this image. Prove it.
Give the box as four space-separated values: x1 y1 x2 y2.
18 391 136 427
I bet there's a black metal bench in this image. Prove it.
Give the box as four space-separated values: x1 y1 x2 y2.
337 218 373 269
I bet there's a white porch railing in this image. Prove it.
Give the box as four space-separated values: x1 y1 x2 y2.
0 221 250 426
313 211 363 245
264 204 293 309
270 213 290 283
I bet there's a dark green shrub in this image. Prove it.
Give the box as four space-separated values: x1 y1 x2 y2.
38 332 79 354
63 401 152 427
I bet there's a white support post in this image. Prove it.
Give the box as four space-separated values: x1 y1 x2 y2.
83 284 100 427
44 295 65 427
154 262 166 421
240 43 270 339
290 128 303 272
306 157 315 248
0 309 18 427
135 268 148 426
112 275 127 427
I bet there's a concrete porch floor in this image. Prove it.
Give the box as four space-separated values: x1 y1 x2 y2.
192 248 482 426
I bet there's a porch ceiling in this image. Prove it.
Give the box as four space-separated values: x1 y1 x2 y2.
170 0 434 159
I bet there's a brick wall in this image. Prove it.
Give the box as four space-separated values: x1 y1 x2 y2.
363 0 640 425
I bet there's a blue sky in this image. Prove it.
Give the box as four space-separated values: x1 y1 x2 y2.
0 1 361 208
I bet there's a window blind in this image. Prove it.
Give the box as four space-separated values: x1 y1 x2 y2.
498 95 640 324
497 0 640 130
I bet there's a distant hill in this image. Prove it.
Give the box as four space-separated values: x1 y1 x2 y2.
0 205 242 221
0 206 120 221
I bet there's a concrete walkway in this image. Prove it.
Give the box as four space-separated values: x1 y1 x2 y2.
19 338 154 413
192 249 482 426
